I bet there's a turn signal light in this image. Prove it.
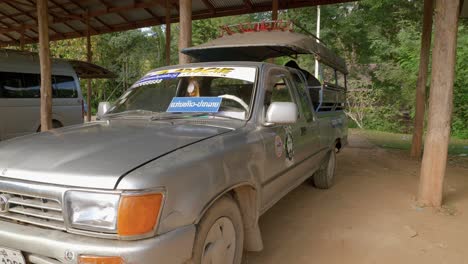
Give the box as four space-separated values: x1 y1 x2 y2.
117 193 163 236
78 256 124 264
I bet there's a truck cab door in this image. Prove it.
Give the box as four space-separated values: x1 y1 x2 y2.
258 68 312 210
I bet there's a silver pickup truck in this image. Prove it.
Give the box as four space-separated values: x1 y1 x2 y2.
0 30 347 264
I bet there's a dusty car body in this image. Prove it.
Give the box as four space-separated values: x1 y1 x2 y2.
0 30 347 264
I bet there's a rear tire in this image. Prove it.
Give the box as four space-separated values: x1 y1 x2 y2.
312 149 337 189
37 120 63 132
191 196 244 264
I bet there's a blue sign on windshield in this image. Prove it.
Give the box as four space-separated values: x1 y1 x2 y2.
166 97 223 113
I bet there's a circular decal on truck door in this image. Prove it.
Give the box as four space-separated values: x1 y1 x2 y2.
284 126 295 162
275 135 283 158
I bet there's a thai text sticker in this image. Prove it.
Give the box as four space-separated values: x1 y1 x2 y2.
166 97 223 113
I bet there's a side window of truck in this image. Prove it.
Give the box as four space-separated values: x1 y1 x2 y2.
291 72 314 122
264 75 295 111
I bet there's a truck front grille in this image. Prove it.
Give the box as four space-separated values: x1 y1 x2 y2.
0 191 66 231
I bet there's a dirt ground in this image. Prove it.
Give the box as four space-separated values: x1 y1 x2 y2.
244 132 468 264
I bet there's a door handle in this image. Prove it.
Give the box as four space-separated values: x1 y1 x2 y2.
300 126 307 135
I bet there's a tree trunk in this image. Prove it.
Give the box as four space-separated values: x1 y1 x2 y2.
37 0 52 131
410 0 434 159
418 0 460 207
178 0 192 65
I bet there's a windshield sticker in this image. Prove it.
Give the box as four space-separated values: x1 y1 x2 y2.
142 67 255 83
166 97 223 113
132 72 181 88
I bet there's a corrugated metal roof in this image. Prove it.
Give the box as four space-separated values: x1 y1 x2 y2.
0 0 354 47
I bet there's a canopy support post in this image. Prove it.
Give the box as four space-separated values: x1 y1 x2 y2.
418 0 460 207
37 0 52 131
410 0 434 159
179 0 192 65
20 28 25 51
86 15 92 122
165 0 171 65
272 0 278 20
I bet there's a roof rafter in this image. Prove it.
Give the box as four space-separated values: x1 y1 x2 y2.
0 0 354 47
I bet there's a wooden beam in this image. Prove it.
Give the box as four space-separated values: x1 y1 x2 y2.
67 0 113 30
410 0 434 159
243 0 254 10
178 0 191 64
201 0 216 14
37 0 52 131
165 0 171 65
418 0 460 207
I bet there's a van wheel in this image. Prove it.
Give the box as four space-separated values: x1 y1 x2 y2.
312 149 336 189
191 196 244 264
37 121 63 132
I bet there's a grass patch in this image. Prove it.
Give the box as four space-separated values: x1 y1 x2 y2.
351 129 468 156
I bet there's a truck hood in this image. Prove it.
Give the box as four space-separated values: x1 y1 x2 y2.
0 119 234 189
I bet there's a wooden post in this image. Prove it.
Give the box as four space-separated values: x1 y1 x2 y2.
179 0 192 65
272 0 279 20
418 0 460 207
20 29 25 51
267 0 279 64
37 0 52 131
165 0 171 65
86 16 92 122
410 0 434 159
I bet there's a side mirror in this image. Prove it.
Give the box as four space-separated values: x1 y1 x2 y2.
265 102 298 125
97 102 111 117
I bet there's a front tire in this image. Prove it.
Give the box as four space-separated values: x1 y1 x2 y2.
312 149 337 189
191 196 244 264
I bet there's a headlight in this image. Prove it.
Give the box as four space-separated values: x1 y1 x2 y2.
65 190 163 237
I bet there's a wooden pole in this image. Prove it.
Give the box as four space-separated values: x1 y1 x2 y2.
272 0 279 20
37 0 52 131
417 0 460 207
178 0 192 65
410 0 434 159
86 15 92 122
165 0 171 65
267 0 279 64
20 29 25 51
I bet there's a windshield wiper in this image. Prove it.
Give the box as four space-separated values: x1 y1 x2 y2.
151 113 207 121
104 109 156 118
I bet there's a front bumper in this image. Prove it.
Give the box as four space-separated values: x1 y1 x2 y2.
0 220 195 264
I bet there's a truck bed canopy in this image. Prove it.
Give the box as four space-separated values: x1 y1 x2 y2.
182 30 348 74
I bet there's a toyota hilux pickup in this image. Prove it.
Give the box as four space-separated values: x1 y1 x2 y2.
0 28 347 264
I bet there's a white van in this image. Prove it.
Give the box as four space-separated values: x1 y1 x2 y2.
0 50 84 140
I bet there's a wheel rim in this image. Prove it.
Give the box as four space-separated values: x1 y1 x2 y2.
201 217 237 264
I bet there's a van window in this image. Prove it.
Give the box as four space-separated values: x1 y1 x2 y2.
0 72 27 98
0 72 78 99
54 75 78 98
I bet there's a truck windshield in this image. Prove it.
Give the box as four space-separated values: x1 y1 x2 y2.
107 66 257 120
